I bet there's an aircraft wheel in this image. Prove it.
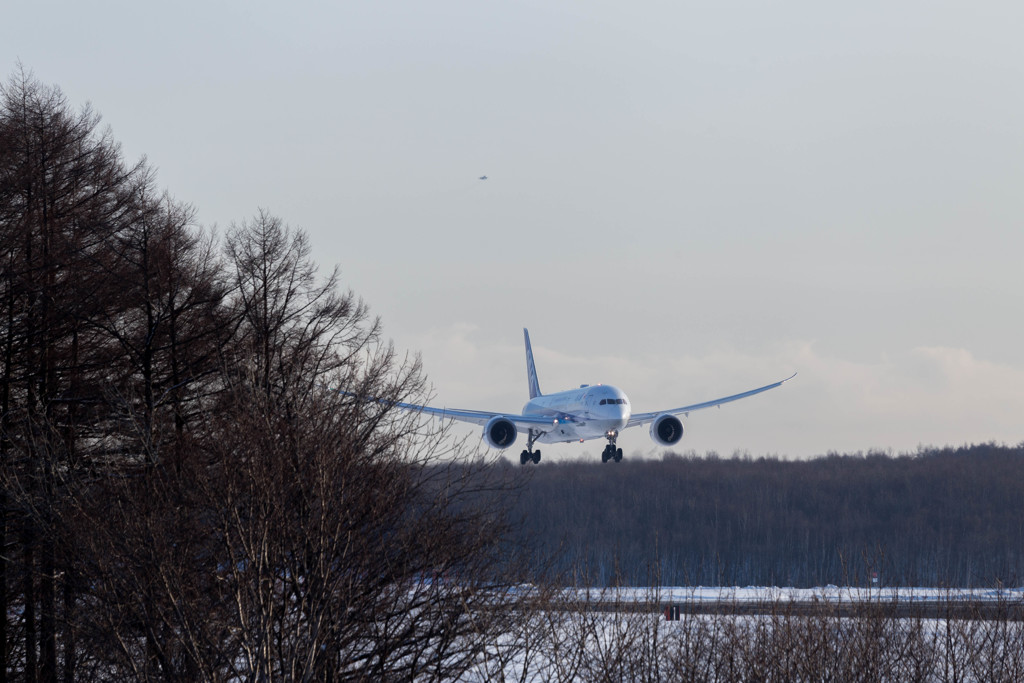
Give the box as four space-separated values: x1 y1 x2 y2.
520 450 530 465
533 450 541 464
614 448 623 462
601 446 610 463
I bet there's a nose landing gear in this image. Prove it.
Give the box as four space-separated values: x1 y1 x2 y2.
601 444 623 463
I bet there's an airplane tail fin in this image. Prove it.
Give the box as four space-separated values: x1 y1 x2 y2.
524 328 542 399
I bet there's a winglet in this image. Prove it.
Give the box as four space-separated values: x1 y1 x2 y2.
524 328 542 399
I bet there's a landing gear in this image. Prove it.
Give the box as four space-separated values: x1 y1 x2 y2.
601 444 623 463
520 449 541 465
601 430 623 463
520 430 542 465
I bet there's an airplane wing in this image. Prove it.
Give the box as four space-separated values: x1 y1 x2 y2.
388 400 554 430
626 373 796 429
338 389 555 432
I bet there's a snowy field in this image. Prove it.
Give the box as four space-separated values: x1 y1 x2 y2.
595 585 1024 604
455 586 1024 682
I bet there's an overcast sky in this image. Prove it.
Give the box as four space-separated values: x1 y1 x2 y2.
6 1 1024 459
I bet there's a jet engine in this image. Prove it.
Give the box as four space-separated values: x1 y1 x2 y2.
484 416 518 449
649 414 684 446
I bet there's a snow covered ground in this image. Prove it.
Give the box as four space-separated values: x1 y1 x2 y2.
603 585 1024 604
458 586 1024 682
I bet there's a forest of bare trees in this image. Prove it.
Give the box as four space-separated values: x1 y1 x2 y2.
504 443 1024 589
0 67 532 681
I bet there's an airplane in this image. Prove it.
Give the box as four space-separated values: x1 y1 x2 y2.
479 175 488 180
367 329 794 465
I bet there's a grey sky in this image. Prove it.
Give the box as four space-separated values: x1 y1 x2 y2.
6 1 1024 458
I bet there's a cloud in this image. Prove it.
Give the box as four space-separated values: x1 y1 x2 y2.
771 341 1024 455
397 327 1024 460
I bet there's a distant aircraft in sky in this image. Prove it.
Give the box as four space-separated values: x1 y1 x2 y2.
380 329 795 465
479 175 488 180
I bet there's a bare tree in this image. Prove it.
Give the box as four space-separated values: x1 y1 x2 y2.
82 190 228 469
2 68 536 679
0 65 153 682
223 209 379 406
52 211 531 681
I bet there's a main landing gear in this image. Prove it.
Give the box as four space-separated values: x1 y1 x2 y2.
520 429 541 465
601 429 623 463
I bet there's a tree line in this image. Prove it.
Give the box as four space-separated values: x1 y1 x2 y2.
0 67 529 681
502 443 1024 588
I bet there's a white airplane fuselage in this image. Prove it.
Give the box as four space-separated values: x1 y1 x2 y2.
522 384 631 444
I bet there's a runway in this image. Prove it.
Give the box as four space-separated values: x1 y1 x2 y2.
557 586 1024 621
